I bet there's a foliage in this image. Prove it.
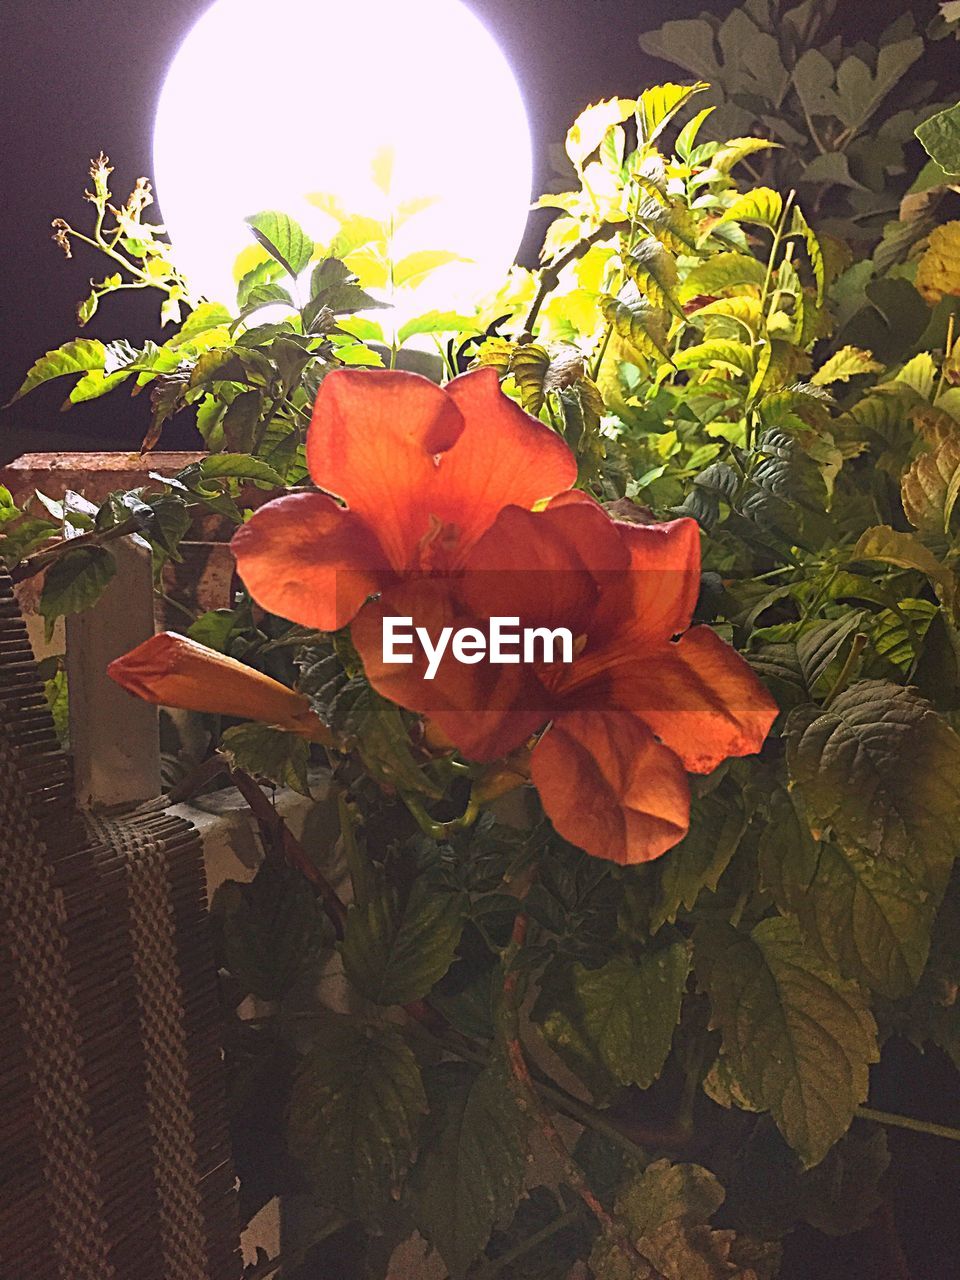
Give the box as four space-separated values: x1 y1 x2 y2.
9 12 960 1276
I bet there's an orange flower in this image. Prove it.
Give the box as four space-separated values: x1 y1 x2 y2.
230 366 578 631
107 632 331 743
351 499 777 864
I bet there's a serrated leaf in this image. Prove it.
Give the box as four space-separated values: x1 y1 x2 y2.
915 220 960 305
563 945 690 1088
508 344 552 414
636 82 708 146
341 880 463 1005
789 206 825 303
636 197 700 252
695 916 878 1166
711 136 781 174
200 453 285 487
9 338 106 403
674 340 754 377
39 545 116 632
591 1158 757 1280
680 252 767 299
246 210 314 278
397 310 482 345
786 681 960 882
288 1021 426 1218
720 189 784 232
652 788 748 931
916 101 960 175
811 345 883 386
623 237 683 316
601 292 673 363
851 525 954 613
220 722 311 796
410 1062 530 1278
566 98 636 168
213 862 330 1000
901 436 960 534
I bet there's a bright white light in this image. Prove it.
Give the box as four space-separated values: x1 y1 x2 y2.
153 0 532 331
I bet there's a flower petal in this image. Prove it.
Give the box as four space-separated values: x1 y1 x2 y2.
531 709 690 864
580 624 778 773
440 368 578 548
350 584 546 761
593 516 702 644
107 632 330 741
459 500 629 634
231 491 387 631
306 368 466 568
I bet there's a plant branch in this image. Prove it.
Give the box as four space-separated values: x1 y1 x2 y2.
523 223 616 336
465 1208 581 1280
230 767 348 939
857 1106 960 1144
9 514 141 582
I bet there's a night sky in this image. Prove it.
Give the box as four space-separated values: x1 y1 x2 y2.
0 0 925 457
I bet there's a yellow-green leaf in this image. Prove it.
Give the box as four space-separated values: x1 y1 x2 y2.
636 81 708 146
623 236 683 315
915 220 960 304
811 345 884 386
720 188 784 232
566 98 636 168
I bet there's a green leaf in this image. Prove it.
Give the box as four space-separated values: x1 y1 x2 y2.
288 1021 426 1219
392 250 467 289
590 1158 759 1280
695 917 878 1166
220 722 311 796
850 526 954 614
623 237 683 316
212 862 331 1001
9 338 106 403
172 301 234 345
636 82 708 146
916 101 960 176
674 340 754 377
245 210 314 278
637 197 700 252
680 252 767 299
222 389 263 453
601 292 673 364
410 1062 530 1278
200 453 285 487
811 345 883 386
39 546 116 632
564 945 690 1088
397 310 482 346
710 136 781 174
566 98 636 168
720 189 784 232
652 787 748 931
340 880 464 1005
786 680 960 883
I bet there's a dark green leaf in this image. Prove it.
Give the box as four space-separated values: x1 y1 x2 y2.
288 1021 426 1218
200 453 285 487
39 546 116 631
410 1062 530 1277
341 880 464 1005
915 101 960 175
220 722 311 796
695 917 878 1166
246 210 314 278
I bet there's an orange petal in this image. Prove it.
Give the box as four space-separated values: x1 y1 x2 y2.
459 500 629 633
306 368 577 569
107 632 330 742
231 491 387 631
593 517 702 644
306 369 466 568
440 368 578 549
531 709 690 864
581 624 778 773
350 585 546 761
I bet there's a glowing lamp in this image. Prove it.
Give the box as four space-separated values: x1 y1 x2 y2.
153 0 533 328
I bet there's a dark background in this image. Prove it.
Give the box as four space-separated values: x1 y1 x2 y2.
0 0 918 456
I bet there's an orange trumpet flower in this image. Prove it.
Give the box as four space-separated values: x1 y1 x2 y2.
107 632 331 743
230 366 578 632
351 498 778 864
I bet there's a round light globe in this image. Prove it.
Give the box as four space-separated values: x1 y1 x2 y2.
153 0 532 327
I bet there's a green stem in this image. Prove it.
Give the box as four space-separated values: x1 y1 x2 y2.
402 790 481 839
338 791 373 906
590 323 614 383
857 1106 960 1144
823 632 866 709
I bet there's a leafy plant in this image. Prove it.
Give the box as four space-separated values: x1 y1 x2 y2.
7 29 960 1280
